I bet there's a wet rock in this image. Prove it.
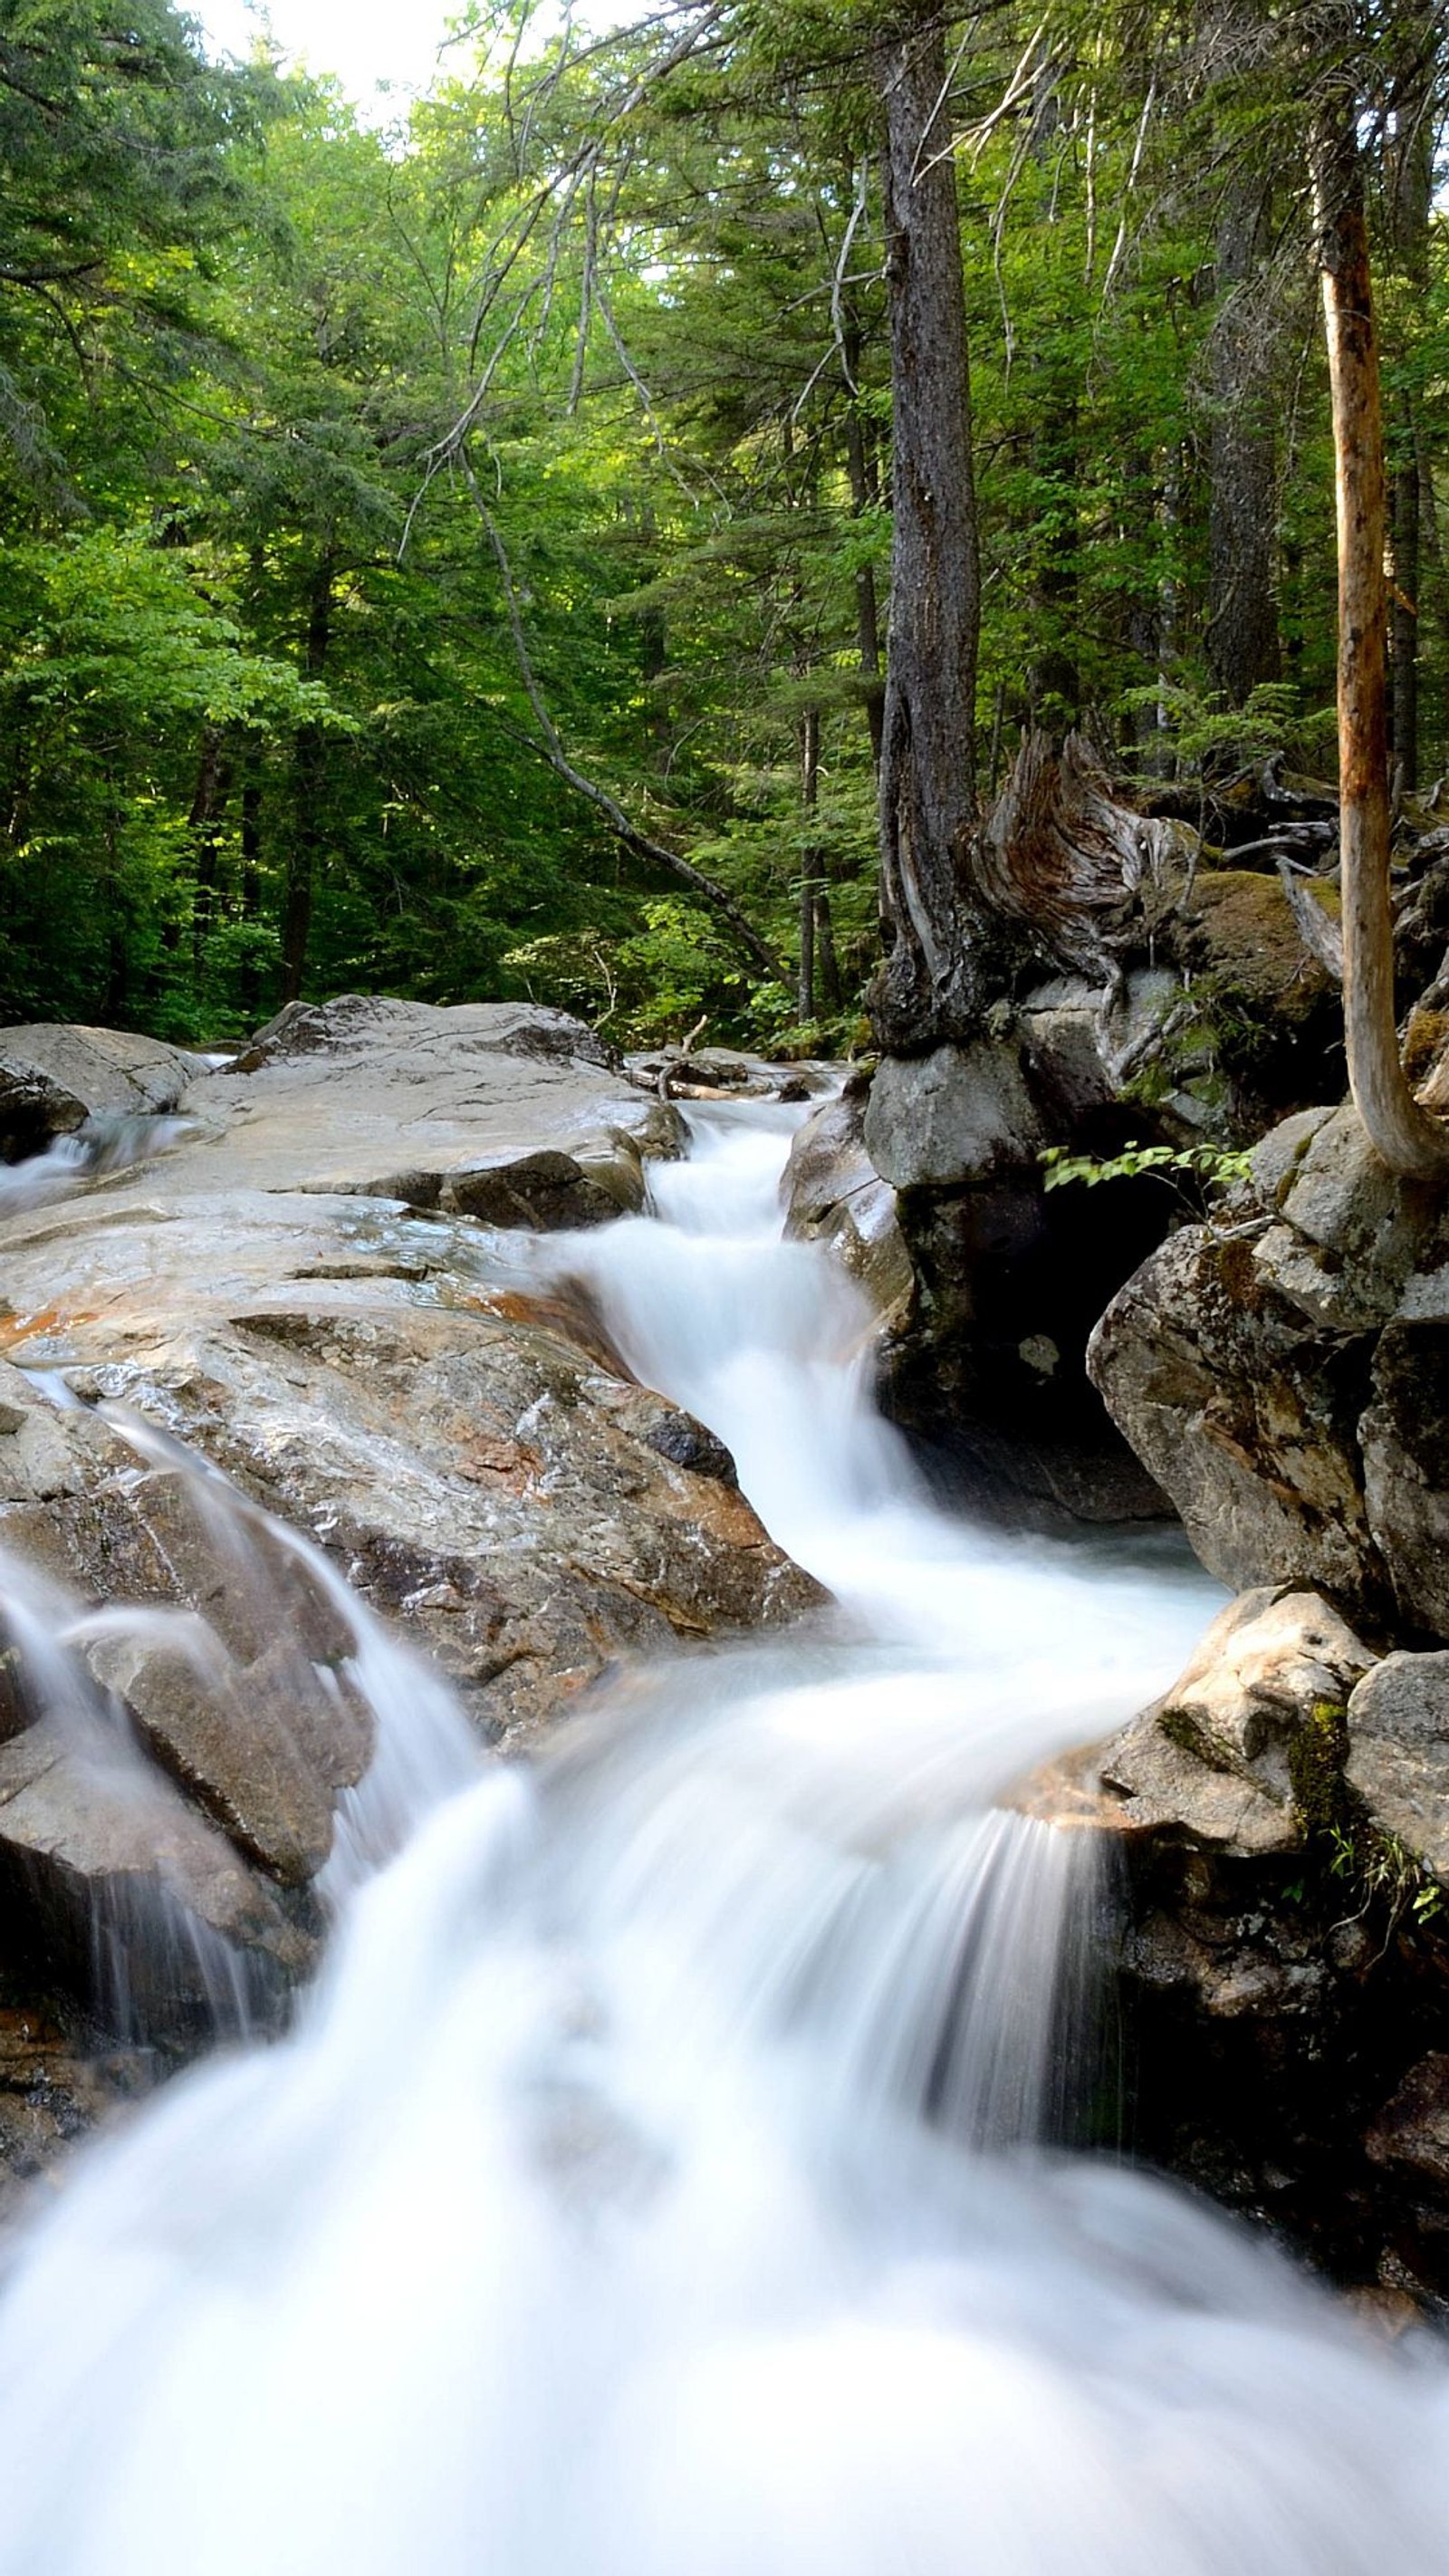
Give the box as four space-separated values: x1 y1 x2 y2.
1347 1653 1449 1885
0 1716 314 2023
0 1009 830 2074
185 1300 824 1745
181 999 683 1212
782 1088 912 1320
0 1025 200 1162
0 1998 160 2218
0 1222 822 1754
1157 1587 1373 1789
1094 1587 1374 1859
82 1628 366 1889
1099 1708 1297 1857
236 993 618 1076
441 1147 632 1231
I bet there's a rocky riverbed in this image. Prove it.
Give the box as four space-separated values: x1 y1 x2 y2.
8 988 1449 2310
0 999 828 2196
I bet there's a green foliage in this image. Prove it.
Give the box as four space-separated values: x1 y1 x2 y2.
1040 1140 1255 1192
1326 1822 1445 1934
1117 682 1338 781
0 0 1444 1053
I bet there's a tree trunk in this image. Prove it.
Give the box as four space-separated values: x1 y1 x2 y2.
282 560 334 1007
1313 101 1449 1180
870 3 985 1052
188 723 230 988
239 770 264 1022
1205 170 1281 707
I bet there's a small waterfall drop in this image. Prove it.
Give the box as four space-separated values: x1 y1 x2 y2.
0 1095 1442 2572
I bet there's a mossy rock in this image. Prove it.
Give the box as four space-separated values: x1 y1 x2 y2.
1177 872 1338 1025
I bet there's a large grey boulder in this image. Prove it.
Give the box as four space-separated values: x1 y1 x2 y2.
179 996 684 1211
863 1037 1044 1192
0 1024 200 1161
1089 1094 1449 1639
0 1183 823 1757
235 993 617 1075
1088 1224 1381 1606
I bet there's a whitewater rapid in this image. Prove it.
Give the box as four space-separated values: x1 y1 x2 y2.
0 1095 1444 2572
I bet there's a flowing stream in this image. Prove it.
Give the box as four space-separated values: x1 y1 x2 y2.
0 1096 1445 2571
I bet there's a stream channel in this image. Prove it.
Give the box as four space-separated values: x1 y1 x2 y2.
0 1096 1447 2570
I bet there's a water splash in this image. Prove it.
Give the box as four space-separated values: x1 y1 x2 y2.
0 1114 197 1216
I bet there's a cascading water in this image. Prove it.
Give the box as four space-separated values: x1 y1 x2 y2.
0 1095 1444 2572
0 1112 198 1216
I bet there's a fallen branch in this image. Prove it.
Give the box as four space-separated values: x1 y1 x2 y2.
658 1014 708 1103
1277 856 1345 979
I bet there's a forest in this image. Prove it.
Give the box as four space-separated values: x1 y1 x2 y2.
1 0 1444 1056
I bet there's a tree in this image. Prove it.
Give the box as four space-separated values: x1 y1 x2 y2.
1312 87 1449 1181
869 1 986 1051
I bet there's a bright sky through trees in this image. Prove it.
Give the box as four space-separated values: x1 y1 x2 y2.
194 0 461 104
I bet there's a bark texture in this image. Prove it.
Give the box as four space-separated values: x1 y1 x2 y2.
871 6 985 1053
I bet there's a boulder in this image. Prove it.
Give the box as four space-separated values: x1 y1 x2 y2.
0 1715 315 2028
863 1037 1044 1192
1176 870 1338 1026
82 1626 367 1889
1026 1584 1430 2289
781 1088 912 1319
235 993 618 1075
178 998 685 1210
441 1147 632 1231
1094 1586 1375 1860
0 1024 200 1162
1346 1653 1449 1886
1089 1099 1449 1640
1087 1223 1384 1609
1018 967 1184 1129
0 1192 823 1754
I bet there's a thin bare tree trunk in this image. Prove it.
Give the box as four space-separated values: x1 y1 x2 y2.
1206 169 1281 706
842 319 885 770
1387 78 1432 788
282 558 334 1007
1313 101 1449 1180
798 706 820 1022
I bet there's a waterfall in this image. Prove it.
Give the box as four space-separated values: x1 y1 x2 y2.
0 1094 1443 2573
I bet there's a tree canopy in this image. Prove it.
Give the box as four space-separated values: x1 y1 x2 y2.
2 0 1445 1051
